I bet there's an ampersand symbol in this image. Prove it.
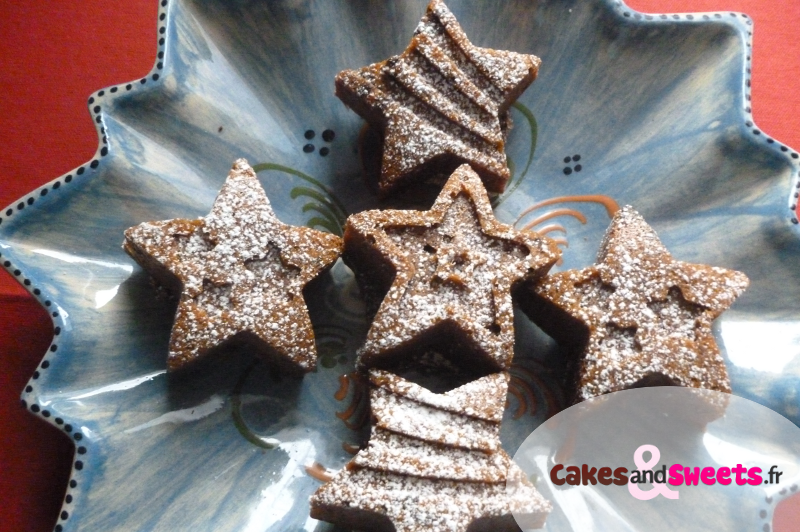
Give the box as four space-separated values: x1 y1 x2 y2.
628 444 680 500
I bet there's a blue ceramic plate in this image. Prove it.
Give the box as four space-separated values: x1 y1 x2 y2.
1 0 799 530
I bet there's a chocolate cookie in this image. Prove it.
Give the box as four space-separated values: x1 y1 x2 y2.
518 206 749 402
123 159 343 372
343 164 560 375
336 0 541 197
309 369 551 532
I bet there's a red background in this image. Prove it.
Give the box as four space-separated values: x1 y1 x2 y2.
0 1 798 530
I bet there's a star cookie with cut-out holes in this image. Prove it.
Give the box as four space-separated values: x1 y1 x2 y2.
335 0 541 197
310 369 551 532
519 205 749 402
123 159 342 372
343 164 560 373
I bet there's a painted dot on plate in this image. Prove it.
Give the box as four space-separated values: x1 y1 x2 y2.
304 130 315 140
303 144 314 153
320 147 330 156
563 167 573 175
322 129 335 142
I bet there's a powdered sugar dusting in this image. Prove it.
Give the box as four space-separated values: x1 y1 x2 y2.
309 370 551 531
345 165 560 372
334 0 540 196
532 205 749 400
372 385 501 452
352 429 512 482
371 369 508 422
123 159 343 371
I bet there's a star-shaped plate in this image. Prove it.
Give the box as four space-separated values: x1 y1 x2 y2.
1 1 799 531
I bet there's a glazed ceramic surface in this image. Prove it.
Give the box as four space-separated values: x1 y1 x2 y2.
1 0 799 530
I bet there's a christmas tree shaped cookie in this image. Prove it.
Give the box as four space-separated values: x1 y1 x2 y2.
310 369 551 531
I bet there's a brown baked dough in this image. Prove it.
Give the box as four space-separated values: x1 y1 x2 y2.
518 205 749 402
336 0 541 198
309 369 551 532
343 164 560 375
123 159 343 373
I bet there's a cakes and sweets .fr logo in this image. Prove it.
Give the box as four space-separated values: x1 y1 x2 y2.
549 443 785 500
510 387 800 531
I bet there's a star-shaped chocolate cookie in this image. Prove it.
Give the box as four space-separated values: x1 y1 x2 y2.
310 369 551 532
343 164 560 373
123 159 343 372
336 0 541 197
519 206 749 402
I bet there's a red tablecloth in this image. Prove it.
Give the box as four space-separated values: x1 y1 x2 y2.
1 1 798 530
